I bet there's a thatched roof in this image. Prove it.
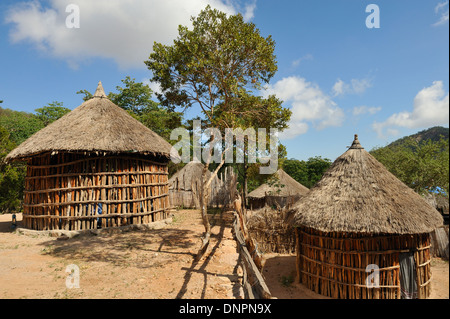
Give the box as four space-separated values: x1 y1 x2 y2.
5 82 172 162
247 169 309 199
425 193 450 213
168 161 211 191
291 135 444 234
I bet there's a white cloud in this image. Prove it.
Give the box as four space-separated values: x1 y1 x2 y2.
142 79 162 96
352 106 382 116
4 0 253 69
332 77 372 97
292 54 313 67
242 0 257 21
433 1 449 26
372 81 449 138
264 76 344 139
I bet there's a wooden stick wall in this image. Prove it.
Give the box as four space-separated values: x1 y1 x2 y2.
23 152 170 231
295 227 432 299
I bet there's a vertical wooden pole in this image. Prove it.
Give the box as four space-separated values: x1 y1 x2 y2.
415 250 422 299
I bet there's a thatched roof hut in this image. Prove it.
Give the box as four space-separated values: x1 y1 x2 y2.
6 82 173 231
168 161 236 208
291 135 443 299
247 168 309 210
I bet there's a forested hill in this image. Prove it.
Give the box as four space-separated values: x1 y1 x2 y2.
386 126 449 149
370 126 449 195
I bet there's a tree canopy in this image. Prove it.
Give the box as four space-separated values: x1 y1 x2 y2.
282 156 332 189
146 5 291 258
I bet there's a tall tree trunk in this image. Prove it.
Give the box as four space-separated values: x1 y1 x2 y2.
195 164 211 261
243 151 248 209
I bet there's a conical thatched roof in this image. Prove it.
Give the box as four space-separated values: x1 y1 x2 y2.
5 82 172 162
292 135 444 234
248 168 309 199
169 161 213 191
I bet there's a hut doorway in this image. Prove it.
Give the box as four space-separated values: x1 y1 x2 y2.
399 252 418 299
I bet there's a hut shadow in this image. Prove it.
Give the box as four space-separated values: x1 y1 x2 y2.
38 227 197 269
262 254 329 299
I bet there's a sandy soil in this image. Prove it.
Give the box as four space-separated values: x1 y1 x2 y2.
0 211 448 299
0 210 242 299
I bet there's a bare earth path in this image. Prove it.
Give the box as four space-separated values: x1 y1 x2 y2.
0 210 242 299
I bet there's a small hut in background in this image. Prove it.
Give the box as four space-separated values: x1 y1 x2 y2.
291 135 443 299
5 82 173 231
430 193 449 224
423 193 449 259
247 168 309 210
168 161 236 209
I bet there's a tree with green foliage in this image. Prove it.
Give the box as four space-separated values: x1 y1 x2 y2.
0 126 25 213
146 5 290 258
371 136 449 195
34 101 71 126
282 158 308 186
0 107 44 145
282 156 332 189
0 102 72 213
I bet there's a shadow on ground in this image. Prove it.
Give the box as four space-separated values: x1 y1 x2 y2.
38 227 197 269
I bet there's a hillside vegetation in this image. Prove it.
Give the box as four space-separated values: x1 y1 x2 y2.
370 126 449 195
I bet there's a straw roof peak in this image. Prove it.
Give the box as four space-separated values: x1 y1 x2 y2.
93 81 107 98
349 134 364 149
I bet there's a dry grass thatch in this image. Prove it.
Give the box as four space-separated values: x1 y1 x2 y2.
291 135 444 234
168 161 236 208
169 161 211 192
5 82 172 162
247 169 309 199
246 206 296 254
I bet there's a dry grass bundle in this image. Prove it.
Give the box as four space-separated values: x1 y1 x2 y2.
247 206 296 254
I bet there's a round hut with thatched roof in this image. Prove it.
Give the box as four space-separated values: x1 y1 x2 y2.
248 168 309 210
168 161 235 209
5 82 173 231
291 135 443 299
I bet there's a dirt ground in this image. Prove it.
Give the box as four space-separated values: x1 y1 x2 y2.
0 210 242 299
0 211 448 299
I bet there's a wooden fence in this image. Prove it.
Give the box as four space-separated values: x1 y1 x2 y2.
232 209 273 299
23 152 170 231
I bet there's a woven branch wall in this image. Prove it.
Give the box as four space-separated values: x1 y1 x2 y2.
23 152 170 231
296 226 432 299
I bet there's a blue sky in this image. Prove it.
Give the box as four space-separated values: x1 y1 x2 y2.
0 0 448 161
